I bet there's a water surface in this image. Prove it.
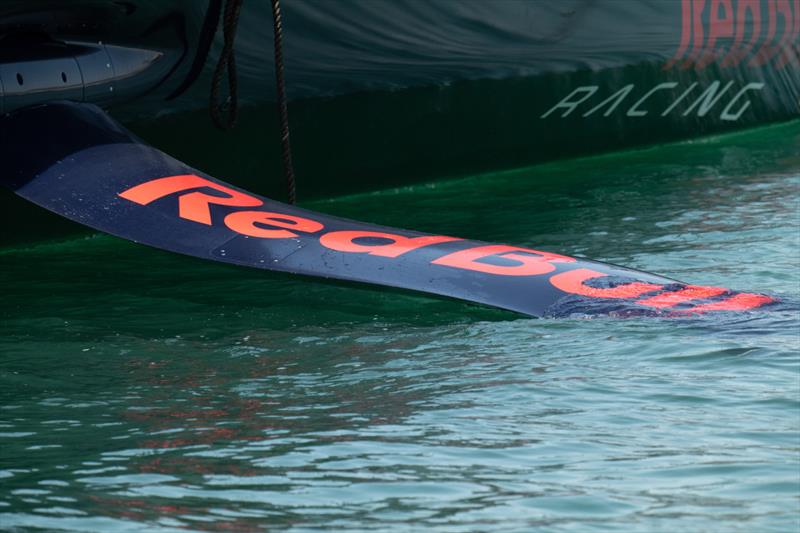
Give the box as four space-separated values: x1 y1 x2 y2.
1 122 799 531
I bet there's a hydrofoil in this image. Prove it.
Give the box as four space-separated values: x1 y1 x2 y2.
0 102 776 317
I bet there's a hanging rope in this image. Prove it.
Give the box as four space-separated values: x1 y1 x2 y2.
209 0 243 129
166 0 297 203
269 0 297 204
166 0 223 101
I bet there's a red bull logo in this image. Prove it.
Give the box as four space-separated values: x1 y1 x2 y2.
666 0 799 69
117 174 774 314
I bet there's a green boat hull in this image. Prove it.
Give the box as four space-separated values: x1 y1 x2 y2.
1 0 798 243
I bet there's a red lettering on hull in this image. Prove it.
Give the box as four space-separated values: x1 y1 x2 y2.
119 174 262 225
117 175 775 315
320 231 460 258
549 268 663 299
666 0 798 70
224 211 324 239
679 292 775 312
636 285 727 308
432 245 574 276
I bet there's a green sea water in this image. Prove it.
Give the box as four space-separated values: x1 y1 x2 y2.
1 121 799 531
